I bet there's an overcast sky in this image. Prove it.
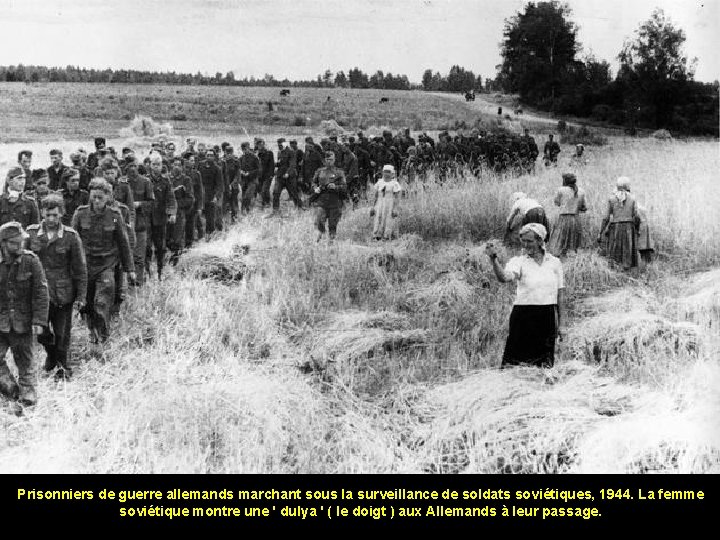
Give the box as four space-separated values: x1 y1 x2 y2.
0 0 717 82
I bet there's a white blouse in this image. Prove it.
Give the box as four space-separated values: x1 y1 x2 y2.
504 253 564 305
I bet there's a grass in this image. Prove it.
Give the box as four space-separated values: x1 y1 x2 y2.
0 83 490 143
0 96 718 474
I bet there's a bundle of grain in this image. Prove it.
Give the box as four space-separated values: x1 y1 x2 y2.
572 361 720 473
320 119 346 137
119 114 174 139
566 311 702 382
651 129 673 140
405 271 475 310
416 361 644 473
309 310 431 371
176 231 258 283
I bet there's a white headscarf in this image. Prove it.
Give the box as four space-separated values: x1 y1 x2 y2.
614 176 630 204
519 223 547 249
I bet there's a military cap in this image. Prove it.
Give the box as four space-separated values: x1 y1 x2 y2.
329 135 338 141
94 137 106 148
122 147 133 155
277 137 286 144
221 142 230 150
289 140 297 146
0 221 25 241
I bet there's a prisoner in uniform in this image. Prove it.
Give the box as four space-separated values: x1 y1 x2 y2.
1 167 40 229
124 160 154 285
71 179 134 343
0 221 49 407
26 194 87 380
146 154 177 280
311 152 347 243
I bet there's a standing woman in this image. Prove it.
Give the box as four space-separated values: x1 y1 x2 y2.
486 223 565 368
547 173 587 256
598 176 639 271
370 165 402 241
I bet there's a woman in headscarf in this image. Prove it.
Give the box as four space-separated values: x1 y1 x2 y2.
547 173 587 256
598 176 639 271
370 165 402 241
486 223 565 368
504 192 550 247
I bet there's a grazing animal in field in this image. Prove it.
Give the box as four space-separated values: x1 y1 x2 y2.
280 89 290 96
379 97 389 103
464 91 475 102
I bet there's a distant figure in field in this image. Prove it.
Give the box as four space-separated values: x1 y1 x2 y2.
379 97 389 103
311 151 347 244
543 134 561 166
505 192 550 247
571 144 587 166
279 89 290 97
497 106 503 116
370 165 402 241
597 176 640 271
547 173 587 257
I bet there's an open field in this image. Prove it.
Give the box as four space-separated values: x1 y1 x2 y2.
0 83 508 143
0 97 718 474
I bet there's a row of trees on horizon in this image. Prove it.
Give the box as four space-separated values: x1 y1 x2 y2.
0 2 716 135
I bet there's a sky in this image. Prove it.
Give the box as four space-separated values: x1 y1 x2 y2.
0 0 717 82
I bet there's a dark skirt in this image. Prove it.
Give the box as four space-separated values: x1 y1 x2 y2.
502 305 557 368
548 214 583 255
522 207 550 241
607 221 638 269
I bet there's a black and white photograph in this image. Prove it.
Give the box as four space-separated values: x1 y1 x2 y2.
0 0 718 476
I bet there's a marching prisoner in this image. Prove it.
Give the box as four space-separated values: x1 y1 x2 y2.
238 142 261 216
125 160 154 285
60 168 89 227
1 167 40 228
0 221 49 406
168 157 194 265
71 179 134 343
26 194 87 380
147 153 177 280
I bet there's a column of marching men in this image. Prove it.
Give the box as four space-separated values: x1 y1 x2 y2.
0 127 641 408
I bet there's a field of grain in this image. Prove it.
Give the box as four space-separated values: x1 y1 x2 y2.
0 83 506 143
0 86 718 474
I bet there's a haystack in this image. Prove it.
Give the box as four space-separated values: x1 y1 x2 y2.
651 129 673 140
176 240 252 283
319 119 346 137
308 310 431 371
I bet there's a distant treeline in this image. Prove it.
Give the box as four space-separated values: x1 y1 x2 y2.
0 64 413 90
494 3 719 137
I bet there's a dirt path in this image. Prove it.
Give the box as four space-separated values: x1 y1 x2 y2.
432 92 570 128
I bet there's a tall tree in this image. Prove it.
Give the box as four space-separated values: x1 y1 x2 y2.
499 1 579 108
617 8 697 127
